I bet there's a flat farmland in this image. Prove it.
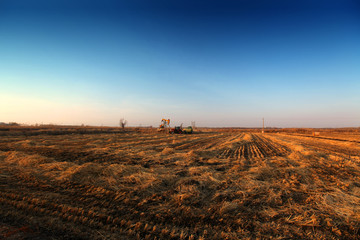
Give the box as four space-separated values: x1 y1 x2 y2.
0 128 360 239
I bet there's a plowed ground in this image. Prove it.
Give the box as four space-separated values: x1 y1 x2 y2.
0 129 359 239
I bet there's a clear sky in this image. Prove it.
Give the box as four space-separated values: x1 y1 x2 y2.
1 0 359 127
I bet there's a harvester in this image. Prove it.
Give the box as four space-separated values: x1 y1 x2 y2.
157 119 170 132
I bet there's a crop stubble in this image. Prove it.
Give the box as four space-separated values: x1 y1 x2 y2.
0 128 359 239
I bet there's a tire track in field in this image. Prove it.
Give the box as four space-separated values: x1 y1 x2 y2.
171 134 223 150
0 168 221 240
202 133 246 158
216 133 289 160
213 133 244 149
181 134 229 150
0 144 142 165
282 133 360 144
252 134 290 157
114 135 178 150
276 134 360 158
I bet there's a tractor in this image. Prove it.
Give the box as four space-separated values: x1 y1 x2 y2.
169 126 183 134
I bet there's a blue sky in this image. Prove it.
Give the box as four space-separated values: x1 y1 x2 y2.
1 0 359 127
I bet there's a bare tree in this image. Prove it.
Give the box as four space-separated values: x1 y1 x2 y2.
119 118 127 129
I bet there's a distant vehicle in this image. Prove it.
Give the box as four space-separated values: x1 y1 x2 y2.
158 119 170 132
158 119 194 134
170 125 193 134
182 126 193 134
169 126 183 134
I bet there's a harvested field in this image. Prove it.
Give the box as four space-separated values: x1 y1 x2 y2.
0 127 359 239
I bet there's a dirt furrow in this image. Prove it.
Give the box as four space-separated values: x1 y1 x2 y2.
173 134 221 150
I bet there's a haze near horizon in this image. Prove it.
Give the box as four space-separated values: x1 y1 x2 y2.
1 0 359 128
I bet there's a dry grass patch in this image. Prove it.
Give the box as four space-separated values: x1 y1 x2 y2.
1 129 359 239
161 147 175 155
2 151 53 166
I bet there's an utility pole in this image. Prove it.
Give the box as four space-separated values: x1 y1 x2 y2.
262 118 264 133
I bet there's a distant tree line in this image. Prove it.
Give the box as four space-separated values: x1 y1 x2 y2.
0 122 20 126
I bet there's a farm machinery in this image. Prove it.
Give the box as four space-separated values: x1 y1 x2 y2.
158 119 193 134
169 126 183 134
169 125 193 134
182 126 193 134
157 119 170 132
